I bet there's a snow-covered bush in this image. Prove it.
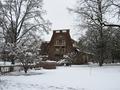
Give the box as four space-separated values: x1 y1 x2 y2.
57 59 67 66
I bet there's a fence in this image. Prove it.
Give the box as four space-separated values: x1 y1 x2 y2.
0 65 21 74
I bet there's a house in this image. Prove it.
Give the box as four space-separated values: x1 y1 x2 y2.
72 51 94 64
40 29 75 61
40 29 93 64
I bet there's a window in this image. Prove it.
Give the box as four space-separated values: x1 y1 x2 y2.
61 47 66 53
55 40 59 45
54 39 66 46
55 48 60 54
55 48 59 52
61 40 66 45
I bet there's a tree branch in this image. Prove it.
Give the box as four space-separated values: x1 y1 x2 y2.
103 23 120 28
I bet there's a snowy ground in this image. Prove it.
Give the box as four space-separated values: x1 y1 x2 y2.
1 64 120 90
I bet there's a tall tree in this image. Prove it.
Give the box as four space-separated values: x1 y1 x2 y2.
69 0 111 66
0 0 50 64
0 0 50 45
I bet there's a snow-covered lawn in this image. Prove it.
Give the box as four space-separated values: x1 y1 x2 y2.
1 64 120 90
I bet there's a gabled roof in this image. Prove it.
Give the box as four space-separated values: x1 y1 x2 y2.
48 29 72 45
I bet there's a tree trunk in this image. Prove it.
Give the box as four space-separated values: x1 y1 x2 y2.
99 59 103 66
24 66 28 73
98 0 104 66
24 69 27 73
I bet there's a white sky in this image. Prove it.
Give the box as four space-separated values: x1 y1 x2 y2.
42 0 80 41
41 0 120 42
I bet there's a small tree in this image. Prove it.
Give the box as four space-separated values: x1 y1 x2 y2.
17 51 33 73
16 35 41 73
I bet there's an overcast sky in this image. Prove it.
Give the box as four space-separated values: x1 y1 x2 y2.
42 0 79 41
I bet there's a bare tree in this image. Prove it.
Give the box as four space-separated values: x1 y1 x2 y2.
103 0 120 27
0 0 50 45
99 0 120 62
0 0 50 65
110 28 120 62
17 48 33 73
15 35 41 73
69 0 112 66
77 36 88 52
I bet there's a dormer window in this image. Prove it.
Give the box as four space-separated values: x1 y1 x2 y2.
56 31 60 33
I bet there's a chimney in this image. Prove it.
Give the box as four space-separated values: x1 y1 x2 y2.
66 29 70 33
53 30 56 34
60 30 62 33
